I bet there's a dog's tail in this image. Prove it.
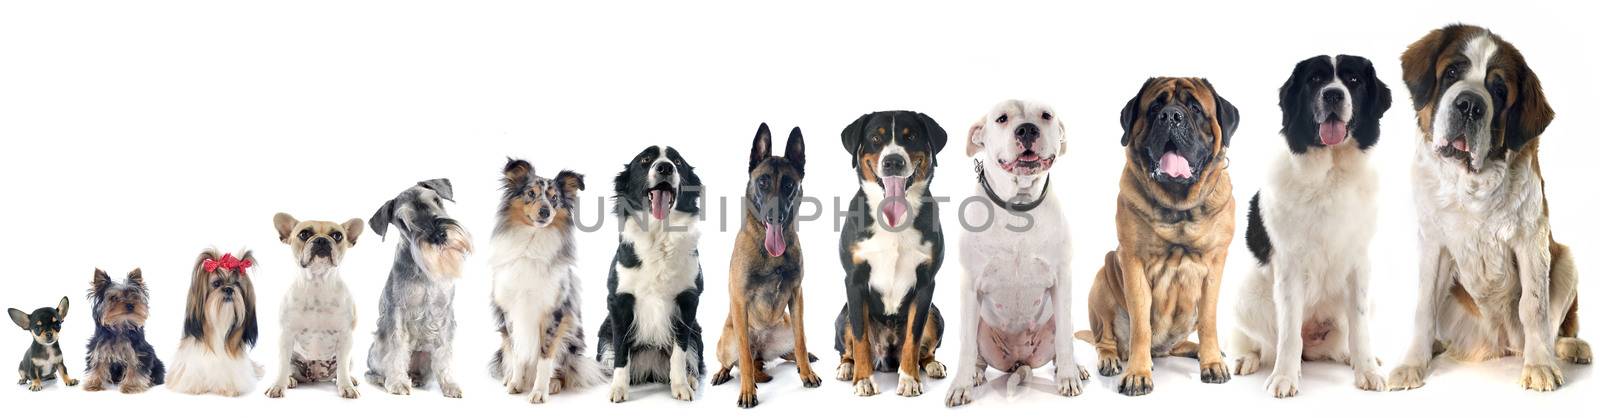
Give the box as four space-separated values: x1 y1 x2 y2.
562 355 608 390
1073 330 1095 344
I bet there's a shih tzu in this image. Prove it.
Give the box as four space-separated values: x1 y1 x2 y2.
84 268 165 393
265 213 364 399
166 249 262 396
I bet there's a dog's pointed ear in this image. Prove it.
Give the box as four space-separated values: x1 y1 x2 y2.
273 213 298 244
784 127 806 176
127 268 144 289
749 123 773 173
967 116 986 157
916 112 948 166
555 170 586 205
841 113 871 168
1203 79 1241 148
1121 78 1157 147
1505 64 1554 151
7 309 25 330
369 199 395 240
503 158 533 188
418 178 454 202
93 268 112 293
1401 28 1447 112
56 297 69 319
342 218 365 246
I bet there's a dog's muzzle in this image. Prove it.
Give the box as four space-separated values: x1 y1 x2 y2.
1146 105 1208 185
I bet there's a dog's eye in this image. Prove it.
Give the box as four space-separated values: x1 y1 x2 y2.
996 114 1008 124
1310 75 1322 84
1041 112 1052 121
211 280 222 288
904 134 914 141
870 135 882 143
331 231 344 242
757 175 770 191
1443 66 1459 82
1347 75 1360 85
297 230 312 241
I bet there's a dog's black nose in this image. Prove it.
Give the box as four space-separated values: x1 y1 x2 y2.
1015 122 1040 147
881 154 908 176
222 287 234 295
537 207 552 219
125 303 135 312
654 162 675 177
1322 89 1345 105
1157 106 1186 126
1454 92 1486 121
312 237 330 246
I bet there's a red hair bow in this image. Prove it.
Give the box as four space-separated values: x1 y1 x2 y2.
203 253 252 273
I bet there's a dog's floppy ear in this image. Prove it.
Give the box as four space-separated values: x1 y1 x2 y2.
966 116 986 157
92 268 112 294
56 297 68 319
1278 57 1314 150
1204 79 1241 148
8 308 26 330
916 112 948 166
840 113 871 168
342 218 365 246
555 170 586 206
784 127 806 177
1505 64 1554 151
1355 56 1393 149
1401 28 1447 112
273 212 299 244
127 268 145 289
418 178 454 202
1121 78 1157 146
503 158 533 188
749 123 773 173
369 199 395 240
184 250 217 340
234 251 259 350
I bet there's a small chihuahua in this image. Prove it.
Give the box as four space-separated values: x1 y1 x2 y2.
10 297 77 391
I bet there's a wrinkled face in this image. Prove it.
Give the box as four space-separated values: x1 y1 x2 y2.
1279 55 1392 153
745 124 806 257
9 303 65 346
92 270 149 328
370 179 472 280
501 161 584 230
1402 25 1553 172
1120 77 1238 190
275 214 362 270
840 111 948 228
968 100 1066 177
613 145 702 223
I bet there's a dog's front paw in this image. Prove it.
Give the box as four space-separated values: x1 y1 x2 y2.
385 380 412 396
1265 372 1300 398
799 369 822 388
1386 364 1427 391
1234 353 1261 376
527 388 549 404
339 384 360 399
1097 355 1123 377
895 371 923 397
835 363 854 381
63 377 78 387
439 383 463 398
83 378 104 392
1557 337 1592 365
1056 369 1085 397
736 388 758 408
1520 364 1565 392
1354 368 1386 392
265 384 287 398
287 377 299 389
28 381 42 391
945 383 975 407
608 380 629 403
120 382 148 394
1201 361 1231 384
710 368 732 386
852 378 879 396
670 379 695 401
1117 369 1153 396
924 361 947 379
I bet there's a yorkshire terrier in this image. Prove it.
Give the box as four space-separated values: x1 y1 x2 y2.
84 269 165 393
167 249 262 396
10 297 76 391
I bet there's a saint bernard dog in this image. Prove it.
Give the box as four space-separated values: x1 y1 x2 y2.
1387 24 1589 392
1230 55 1393 398
597 145 707 402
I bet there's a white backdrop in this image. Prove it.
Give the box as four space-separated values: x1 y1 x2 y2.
1 1 1594 417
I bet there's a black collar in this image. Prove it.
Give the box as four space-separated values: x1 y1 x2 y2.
976 163 1049 213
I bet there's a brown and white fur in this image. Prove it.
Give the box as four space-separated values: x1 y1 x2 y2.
1388 24 1590 392
265 214 364 399
167 249 262 397
946 100 1087 407
488 159 603 404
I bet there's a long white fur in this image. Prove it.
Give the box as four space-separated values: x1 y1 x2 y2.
167 304 261 396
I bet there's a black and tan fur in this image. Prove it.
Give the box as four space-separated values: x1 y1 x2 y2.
11 298 75 391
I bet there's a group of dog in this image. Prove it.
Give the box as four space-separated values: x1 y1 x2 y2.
9 24 1591 408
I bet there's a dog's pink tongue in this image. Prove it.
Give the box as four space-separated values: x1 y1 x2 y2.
649 190 669 220
763 222 786 257
881 176 908 227
1320 120 1348 146
1160 152 1192 179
